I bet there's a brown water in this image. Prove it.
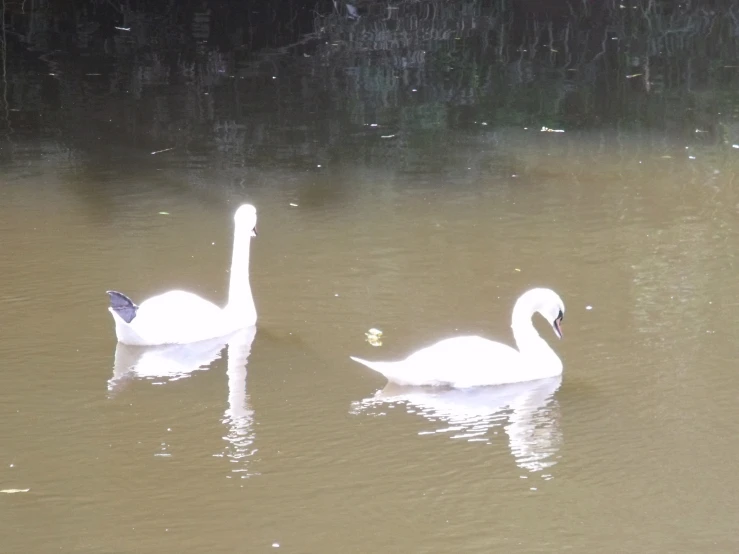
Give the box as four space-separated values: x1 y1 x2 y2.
3 128 739 552
4 0 739 550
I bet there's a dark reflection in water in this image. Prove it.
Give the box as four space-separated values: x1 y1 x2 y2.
353 376 562 473
2 0 739 184
109 326 258 477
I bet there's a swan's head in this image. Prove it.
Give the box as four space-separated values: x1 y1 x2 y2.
234 204 258 237
537 289 565 339
516 288 565 339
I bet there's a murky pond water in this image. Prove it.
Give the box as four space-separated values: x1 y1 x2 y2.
3 2 739 553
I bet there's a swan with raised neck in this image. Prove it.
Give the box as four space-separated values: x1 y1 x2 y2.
106 204 258 346
350 288 565 388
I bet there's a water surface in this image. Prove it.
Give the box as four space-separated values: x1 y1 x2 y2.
3 2 739 552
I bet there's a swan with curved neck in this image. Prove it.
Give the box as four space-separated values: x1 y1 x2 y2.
106 204 258 346
350 288 565 388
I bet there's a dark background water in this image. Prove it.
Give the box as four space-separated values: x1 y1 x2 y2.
3 0 738 179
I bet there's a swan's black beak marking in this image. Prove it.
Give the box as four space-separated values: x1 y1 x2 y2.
251 224 258 237
553 310 564 339
107 290 138 324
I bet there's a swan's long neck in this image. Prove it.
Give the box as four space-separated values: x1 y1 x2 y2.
510 291 555 359
225 222 255 322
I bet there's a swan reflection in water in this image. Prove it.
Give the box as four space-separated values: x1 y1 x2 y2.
109 326 258 476
352 376 563 473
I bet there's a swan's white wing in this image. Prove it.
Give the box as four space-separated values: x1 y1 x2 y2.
354 336 522 387
123 290 224 345
138 290 222 315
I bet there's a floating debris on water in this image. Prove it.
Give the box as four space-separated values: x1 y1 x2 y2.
540 126 565 133
365 328 383 347
1 488 29 494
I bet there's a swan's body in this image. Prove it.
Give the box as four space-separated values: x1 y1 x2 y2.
107 204 258 346
350 288 565 388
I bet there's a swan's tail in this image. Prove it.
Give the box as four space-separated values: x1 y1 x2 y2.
351 355 424 386
107 291 138 324
350 356 396 376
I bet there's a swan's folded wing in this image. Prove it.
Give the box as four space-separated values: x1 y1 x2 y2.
132 291 225 344
405 336 522 387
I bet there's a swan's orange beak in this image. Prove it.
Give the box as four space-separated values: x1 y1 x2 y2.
553 318 563 339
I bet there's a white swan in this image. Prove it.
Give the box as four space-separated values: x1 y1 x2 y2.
106 204 258 346
350 288 565 388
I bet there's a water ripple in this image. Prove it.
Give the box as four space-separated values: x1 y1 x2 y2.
108 327 259 478
352 376 563 473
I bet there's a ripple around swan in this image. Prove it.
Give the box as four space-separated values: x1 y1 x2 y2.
351 376 563 473
108 326 259 478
